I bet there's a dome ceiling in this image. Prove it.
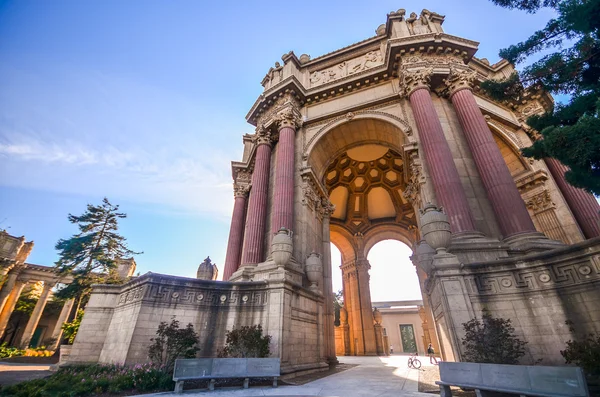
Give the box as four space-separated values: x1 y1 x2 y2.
325 147 416 234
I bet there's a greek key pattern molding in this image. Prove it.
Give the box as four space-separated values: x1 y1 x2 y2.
464 257 600 296
116 284 268 307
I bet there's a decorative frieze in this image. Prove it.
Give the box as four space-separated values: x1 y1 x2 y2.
116 283 268 308
464 257 600 296
300 167 334 220
309 50 384 88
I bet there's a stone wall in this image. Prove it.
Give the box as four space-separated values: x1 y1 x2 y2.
428 237 600 365
68 271 328 374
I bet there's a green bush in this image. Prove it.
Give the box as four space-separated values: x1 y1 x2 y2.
147 319 200 373
461 310 527 364
561 321 600 377
61 309 84 345
0 363 173 397
0 343 25 359
218 325 271 358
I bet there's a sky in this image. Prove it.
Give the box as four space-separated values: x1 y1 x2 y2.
0 1 560 302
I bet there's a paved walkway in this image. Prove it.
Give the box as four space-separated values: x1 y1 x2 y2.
0 362 54 386
147 355 436 396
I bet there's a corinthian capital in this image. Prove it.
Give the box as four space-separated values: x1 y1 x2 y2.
254 125 273 147
275 107 302 131
233 183 251 198
443 67 478 97
400 68 433 97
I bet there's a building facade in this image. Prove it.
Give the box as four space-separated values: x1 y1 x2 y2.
69 9 600 372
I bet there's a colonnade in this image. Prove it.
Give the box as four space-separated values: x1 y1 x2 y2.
223 110 301 278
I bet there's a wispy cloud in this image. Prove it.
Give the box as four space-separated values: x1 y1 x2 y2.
0 134 235 218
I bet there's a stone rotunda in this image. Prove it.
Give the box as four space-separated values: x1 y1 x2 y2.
69 9 600 374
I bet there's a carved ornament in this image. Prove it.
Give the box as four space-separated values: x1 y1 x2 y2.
233 183 251 198
256 92 302 132
309 50 384 88
253 125 273 147
275 107 302 131
401 54 463 68
443 67 478 97
301 170 332 220
402 146 426 206
399 68 433 97
525 190 555 213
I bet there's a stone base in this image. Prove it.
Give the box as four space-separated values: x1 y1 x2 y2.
449 235 509 263
432 252 461 270
504 231 565 255
230 257 306 289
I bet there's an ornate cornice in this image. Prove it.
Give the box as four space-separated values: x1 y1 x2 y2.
399 67 433 97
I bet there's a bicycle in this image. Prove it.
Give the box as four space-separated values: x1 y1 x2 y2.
407 353 421 369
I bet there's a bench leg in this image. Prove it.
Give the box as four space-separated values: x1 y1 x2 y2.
273 377 278 388
243 378 249 389
439 384 452 397
209 379 216 391
174 380 184 393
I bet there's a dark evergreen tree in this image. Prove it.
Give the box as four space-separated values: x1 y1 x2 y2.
54 198 140 309
481 0 600 195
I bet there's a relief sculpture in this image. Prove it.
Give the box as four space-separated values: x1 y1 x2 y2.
309 50 384 87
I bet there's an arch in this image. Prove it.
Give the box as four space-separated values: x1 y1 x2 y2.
306 115 413 180
486 122 530 176
362 224 416 259
330 224 356 263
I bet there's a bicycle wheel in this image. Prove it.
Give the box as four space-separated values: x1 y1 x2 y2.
407 359 413 369
412 358 421 369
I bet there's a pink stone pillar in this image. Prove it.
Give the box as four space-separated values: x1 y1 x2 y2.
241 134 272 266
222 186 249 280
271 124 296 233
545 158 600 239
408 87 478 234
450 87 537 238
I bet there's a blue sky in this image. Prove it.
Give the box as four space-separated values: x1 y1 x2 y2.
0 1 557 301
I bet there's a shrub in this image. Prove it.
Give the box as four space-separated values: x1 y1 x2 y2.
218 325 271 358
147 319 200 373
560 321 600 377
461 310 527 364
0 343 24 359
0 363 173 397
61 309 84 345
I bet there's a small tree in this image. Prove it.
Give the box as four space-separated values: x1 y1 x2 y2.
219 325 271 358
148 319 200 372
54 198 141 311
461 311 527 364
560 320 600 377
333 290 344 327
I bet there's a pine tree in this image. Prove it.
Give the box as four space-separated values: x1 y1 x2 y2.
481 0 600 195
54 198 140 308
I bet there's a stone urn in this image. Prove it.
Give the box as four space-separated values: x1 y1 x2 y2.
373 308 382 325
419 203 452 254
415 240 436 275
196 256 218 280
339 307 348 325
305 252 323 290
271 228 293 268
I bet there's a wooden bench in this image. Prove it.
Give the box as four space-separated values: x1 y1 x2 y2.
436 362 589 397
173 357 280 393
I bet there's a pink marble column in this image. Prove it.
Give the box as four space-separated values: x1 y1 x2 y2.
545 158 600 239
408 83 477 234
271 124 296 234
241 133 272 266
450 86 537 238
222 186 249 280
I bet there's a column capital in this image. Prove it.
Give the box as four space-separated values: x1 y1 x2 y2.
443 67 478 97
400 67 433 97
253 125 273 147
275 107 302 131
233 183 251 198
